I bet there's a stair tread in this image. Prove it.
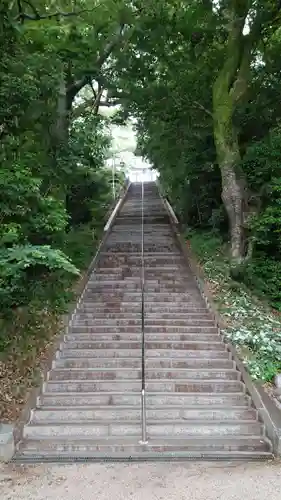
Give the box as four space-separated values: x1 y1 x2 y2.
28 419 259 426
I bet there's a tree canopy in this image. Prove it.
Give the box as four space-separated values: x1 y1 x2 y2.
1 0 281 314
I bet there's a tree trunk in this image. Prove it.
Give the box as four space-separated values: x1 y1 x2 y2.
213 94 248 264
55 72 70 145
212 3 251 265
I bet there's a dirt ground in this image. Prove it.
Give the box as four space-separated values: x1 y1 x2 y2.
1 460 281 500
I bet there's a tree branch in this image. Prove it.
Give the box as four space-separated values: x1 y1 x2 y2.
93 82 104 115
193 100 213 118
16 0 101 22
66 24 125 102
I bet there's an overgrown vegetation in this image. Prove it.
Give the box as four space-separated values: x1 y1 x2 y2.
188 231 281 382
0 1 126 420
116 1 281 312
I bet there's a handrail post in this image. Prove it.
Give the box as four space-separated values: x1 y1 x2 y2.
140 178 148 445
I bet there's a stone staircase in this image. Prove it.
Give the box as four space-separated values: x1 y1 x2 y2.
14 182 273 461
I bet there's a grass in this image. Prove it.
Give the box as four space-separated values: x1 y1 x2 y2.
187 229 281 382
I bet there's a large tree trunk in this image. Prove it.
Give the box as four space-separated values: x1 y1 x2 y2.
212 3 252 265
55 71 72 145
213 88 248 264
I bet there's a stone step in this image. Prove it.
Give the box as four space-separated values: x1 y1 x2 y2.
53 358 142 369
53 357 234 370
69 326 218 334
22 421 263 439
49 368 240 381
72 317 215 327
77 303 207 310
73 312 212 319
60 340 224 351
61 341 142 350
59 348 230 359
30 407 257 424
44 380 244 393
38 392 251 408
16 436 272 458
64 333 220 342
23 422 141 439
44 380 142 393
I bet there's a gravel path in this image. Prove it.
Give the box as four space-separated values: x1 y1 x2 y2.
1 461 281 500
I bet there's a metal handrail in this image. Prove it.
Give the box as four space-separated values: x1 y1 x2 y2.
140 179 147 444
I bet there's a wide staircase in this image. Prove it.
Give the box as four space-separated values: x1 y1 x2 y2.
14 182 273 461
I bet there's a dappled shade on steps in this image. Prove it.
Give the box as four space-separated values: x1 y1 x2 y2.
14 182 273 461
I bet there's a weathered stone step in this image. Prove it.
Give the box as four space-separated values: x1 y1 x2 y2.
44 380 243 393
39 392 142 407
72 317 143 326
146 421 263 437
23 421 263 439
49 369 142 381
61 341 142 350
86 282 142 289
53 358 141 369
59 348 229 359
73 313 142 319
83 292 142 299
17 436 272 458
76 307 142 314
69 326 218 334
23 422 141 439
38 392 251 408
49 368 239 382
73 312 212 320
54 357 234 370
143 293 202 301
64 333 219 342
77 305 208 313
143 312 213 319
72 317 215 327
31 407 257 424
58 348 142 358
44 380 142 392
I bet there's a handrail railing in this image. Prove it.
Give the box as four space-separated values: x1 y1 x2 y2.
140 179 147 444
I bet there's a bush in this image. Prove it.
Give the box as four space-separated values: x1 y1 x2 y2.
239 257 281 310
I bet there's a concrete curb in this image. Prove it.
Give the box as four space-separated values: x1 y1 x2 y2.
0 424 14 463
162 194 281 457
1 183 131 462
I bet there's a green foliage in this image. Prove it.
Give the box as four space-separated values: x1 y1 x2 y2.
0 2 124 327
189 230 281 382
0 245 79 313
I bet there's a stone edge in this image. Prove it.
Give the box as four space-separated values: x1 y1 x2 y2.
162 194 281 457
0 183 131 462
